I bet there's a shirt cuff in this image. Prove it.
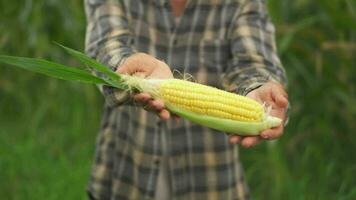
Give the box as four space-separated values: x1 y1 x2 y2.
236 76 290 127
236 75 276 96
98 48 136 107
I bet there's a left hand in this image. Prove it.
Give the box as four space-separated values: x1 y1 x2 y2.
229 81 289 148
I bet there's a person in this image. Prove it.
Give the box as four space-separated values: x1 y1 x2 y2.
84 0 289 199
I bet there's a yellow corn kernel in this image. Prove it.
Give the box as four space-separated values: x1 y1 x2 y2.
159 79 264 122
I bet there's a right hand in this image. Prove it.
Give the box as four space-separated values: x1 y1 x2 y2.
116 53 174 120
228 82 289 148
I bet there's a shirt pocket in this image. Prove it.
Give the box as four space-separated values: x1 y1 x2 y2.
199 39 230 76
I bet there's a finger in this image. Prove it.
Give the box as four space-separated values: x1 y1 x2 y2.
260 125 284 140
241 136 261 148
270 106 287 122
116 65 130 74
276 95 288 108
133 93 152 104
271 87 288 108
148 99 165 111
159 109 170 120
229 135 242 144
116 65 146 77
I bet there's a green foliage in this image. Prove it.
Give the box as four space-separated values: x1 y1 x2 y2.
0 0 100 199
0 55 108 84
0 0 355 199
241 0 356 199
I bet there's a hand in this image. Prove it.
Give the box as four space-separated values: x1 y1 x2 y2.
229 82 289 148
116 53 174 120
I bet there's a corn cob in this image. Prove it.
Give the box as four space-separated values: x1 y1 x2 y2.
160 79 263 122
0 45 281 136
123 75 282 135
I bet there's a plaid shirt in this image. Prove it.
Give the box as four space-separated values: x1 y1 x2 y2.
85 0 287 199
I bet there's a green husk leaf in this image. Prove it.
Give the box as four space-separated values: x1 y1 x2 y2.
0 55 108 84
166 103 282 135
55 43 122 81
56 43 129 90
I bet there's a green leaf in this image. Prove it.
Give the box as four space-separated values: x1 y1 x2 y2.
0 55 109 85
55 43 122 81
166 103 281 136
55 43 129 90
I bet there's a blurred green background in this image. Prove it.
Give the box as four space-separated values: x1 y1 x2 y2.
0 0 355 199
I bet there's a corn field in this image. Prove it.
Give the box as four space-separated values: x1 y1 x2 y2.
0 0 355 199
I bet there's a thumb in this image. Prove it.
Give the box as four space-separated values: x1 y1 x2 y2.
116 65 147 78
116 65 129 74
271 87 288 108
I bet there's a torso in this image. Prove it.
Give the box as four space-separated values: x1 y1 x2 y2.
88 1 251 198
